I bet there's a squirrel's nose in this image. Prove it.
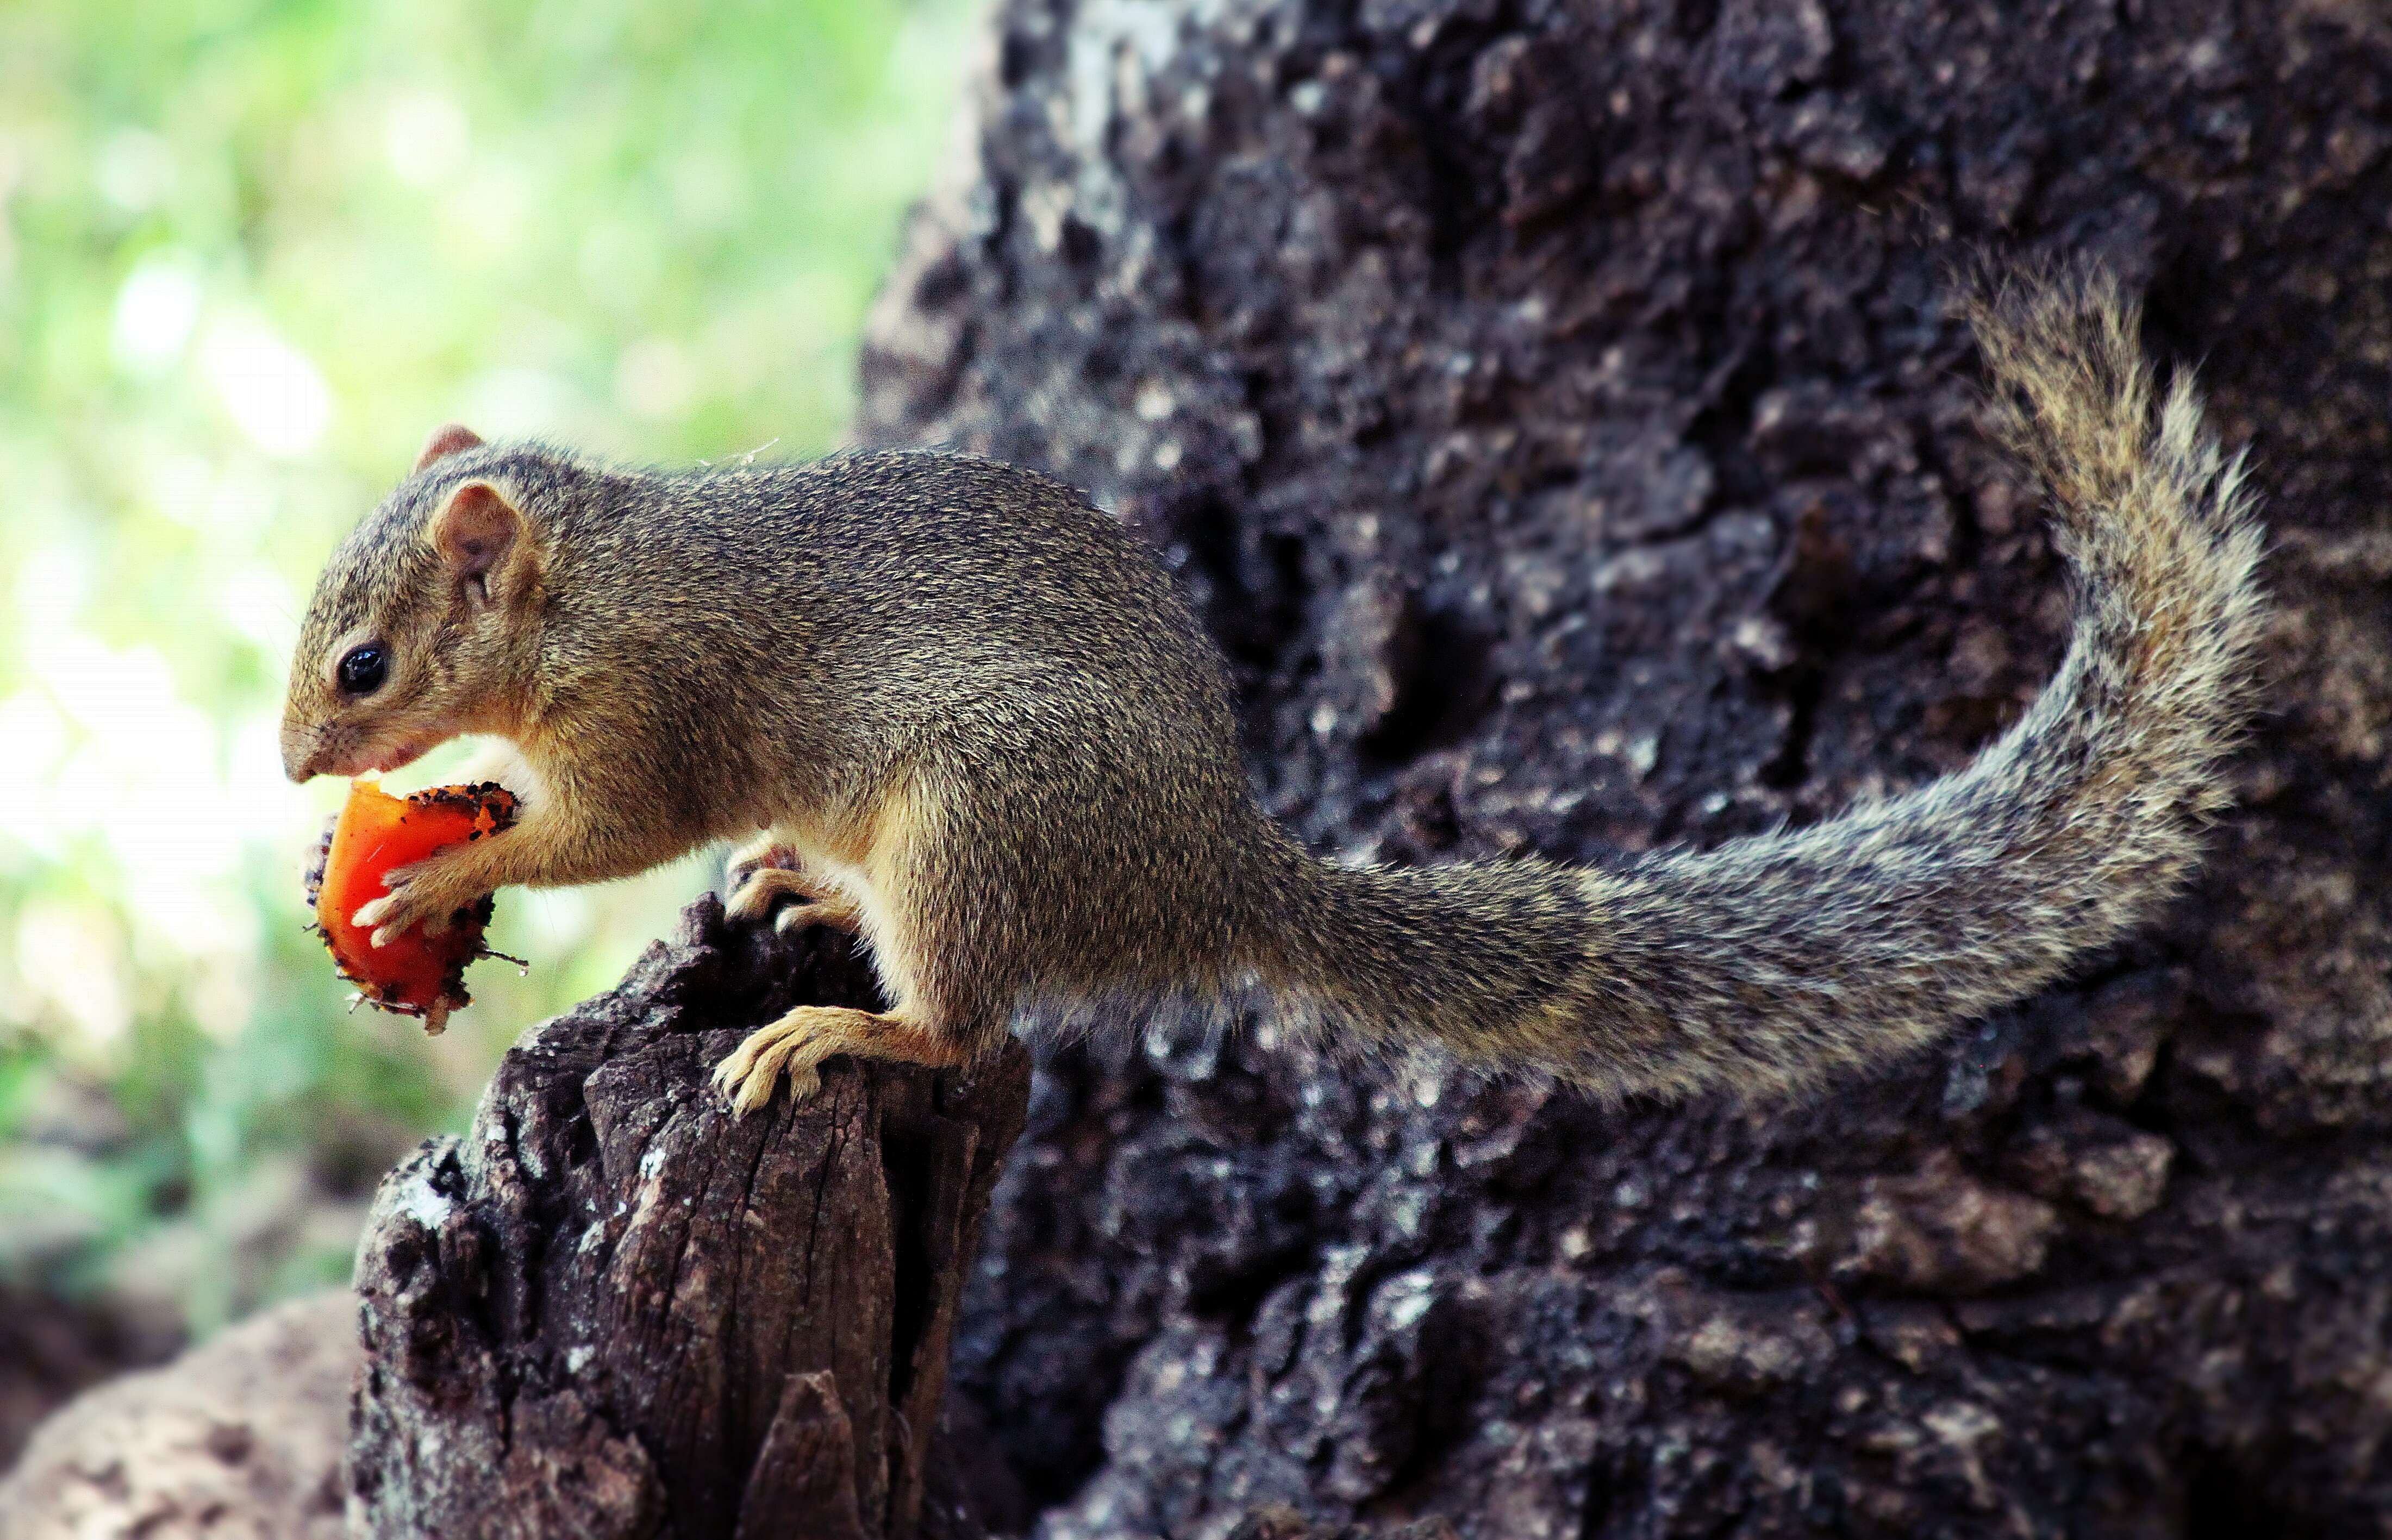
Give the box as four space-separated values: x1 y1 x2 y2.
281 721 321 784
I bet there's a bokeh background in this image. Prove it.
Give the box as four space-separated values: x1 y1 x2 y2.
0 0 974 1425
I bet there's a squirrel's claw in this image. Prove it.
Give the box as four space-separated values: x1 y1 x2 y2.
351 892 396 938
711 1005 963 1117
725 871 793 923
773 899 863 937
711 1018 825 1116
723 836 799 887
726 862 864 937
352 892 422 948
726 862 826 921
373 909 454 947
352 860 461 946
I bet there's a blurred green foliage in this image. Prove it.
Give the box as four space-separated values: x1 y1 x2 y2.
0 0 973 1336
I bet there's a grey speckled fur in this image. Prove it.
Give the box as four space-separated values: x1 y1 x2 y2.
285 272 2264 1100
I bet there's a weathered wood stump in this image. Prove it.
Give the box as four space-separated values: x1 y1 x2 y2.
346 896 1030 1540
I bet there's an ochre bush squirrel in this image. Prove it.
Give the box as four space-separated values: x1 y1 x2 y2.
280 273 2265 1116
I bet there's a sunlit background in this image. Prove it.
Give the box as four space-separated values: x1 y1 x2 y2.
0 0 976 1365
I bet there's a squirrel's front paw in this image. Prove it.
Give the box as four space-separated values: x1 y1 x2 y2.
351 855 482 949
725 863 814 923
725 856 864 937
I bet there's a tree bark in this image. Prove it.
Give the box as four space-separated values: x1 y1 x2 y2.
855 1 2392 1536
345 898 1031 1540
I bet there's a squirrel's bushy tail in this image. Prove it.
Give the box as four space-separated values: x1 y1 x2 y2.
1266 271 2268 1099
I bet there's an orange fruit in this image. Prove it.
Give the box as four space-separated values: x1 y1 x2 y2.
304 779 519 1034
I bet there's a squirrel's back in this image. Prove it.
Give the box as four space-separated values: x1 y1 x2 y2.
524 449 1235 730
513 447 1304 1013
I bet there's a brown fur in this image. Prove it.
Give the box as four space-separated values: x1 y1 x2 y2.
282 271 2264 1112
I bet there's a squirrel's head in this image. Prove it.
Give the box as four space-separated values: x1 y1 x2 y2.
281 423 545 782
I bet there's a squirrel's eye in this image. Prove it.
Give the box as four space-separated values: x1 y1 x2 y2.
338 643 389 697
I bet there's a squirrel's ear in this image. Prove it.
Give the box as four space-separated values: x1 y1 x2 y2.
414 423 485 474
429 480 528 608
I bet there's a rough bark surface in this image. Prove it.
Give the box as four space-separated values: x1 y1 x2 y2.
854 2 2392 1536
345 897 1032 1540
0 1292 356 1539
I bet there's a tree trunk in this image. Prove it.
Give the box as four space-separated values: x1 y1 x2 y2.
345 900 1032 1539
855 1 2392 1536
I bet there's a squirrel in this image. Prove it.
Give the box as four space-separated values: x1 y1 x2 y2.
280 271 2265 1117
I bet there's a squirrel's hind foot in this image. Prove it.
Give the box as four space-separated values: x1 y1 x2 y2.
711 1005 976 1118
